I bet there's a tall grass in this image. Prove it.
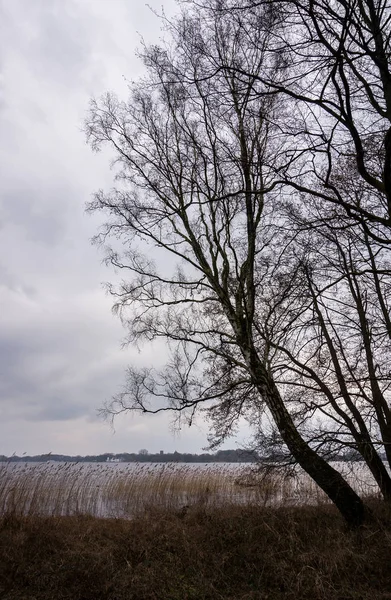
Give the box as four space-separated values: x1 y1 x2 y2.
0 460 382 519
0 462 388 598
1 501 391 599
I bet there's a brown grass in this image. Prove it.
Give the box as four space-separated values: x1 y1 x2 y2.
0 501 391 600
0 462 388 599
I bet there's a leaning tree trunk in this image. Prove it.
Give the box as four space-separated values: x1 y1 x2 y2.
247 347 368 528
358 441 391 502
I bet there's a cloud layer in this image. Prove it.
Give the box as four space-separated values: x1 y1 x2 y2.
0 0 250 456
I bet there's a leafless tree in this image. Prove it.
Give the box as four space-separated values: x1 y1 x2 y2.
204 0 391 241
193 0 391 500
205 0 391 489
85 4 369 526
257 196 391 500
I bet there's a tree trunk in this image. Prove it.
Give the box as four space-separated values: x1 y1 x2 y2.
359 442 391 502
247 347 369 527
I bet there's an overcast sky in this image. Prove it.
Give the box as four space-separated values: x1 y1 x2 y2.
0 0 250 456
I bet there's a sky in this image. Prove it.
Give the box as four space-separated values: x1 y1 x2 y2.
0 0 250 456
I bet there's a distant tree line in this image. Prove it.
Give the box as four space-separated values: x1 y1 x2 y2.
0 448 369 463
0 449 256 463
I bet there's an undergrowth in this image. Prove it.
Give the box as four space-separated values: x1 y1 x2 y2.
1 501 391 599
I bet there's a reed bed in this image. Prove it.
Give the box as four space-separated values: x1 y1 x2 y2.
0 460 382 519
0 462 269 518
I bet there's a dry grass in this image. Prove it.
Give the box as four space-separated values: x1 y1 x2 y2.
0 461 381 520
1 501 391 599
0 462 390 599
0 462 321 519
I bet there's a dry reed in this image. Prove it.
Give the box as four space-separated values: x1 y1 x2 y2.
0 460 382 519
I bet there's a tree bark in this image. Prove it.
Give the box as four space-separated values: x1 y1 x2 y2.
358 442 391 502
247 345 369 527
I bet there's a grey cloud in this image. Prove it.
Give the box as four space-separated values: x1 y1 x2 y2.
28 6 92 84
29 399 97 423
1 188 67 247
0 338 35 399
1 1 96 89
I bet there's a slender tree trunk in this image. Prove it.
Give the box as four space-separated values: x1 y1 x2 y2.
247 346 369 527
359 442 391 501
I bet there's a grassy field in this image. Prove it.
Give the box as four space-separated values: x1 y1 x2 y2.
0 462 389 599
1 502 391 599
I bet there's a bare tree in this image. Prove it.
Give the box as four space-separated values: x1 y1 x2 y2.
86 4 368 526
191 0 391 498
207 0 391 242
258 197 391 500
212 0 391 495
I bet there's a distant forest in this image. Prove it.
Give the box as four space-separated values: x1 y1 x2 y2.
0 449 256 463
0 448 366 463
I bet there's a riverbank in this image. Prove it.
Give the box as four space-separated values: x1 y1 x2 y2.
1 501 390 599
